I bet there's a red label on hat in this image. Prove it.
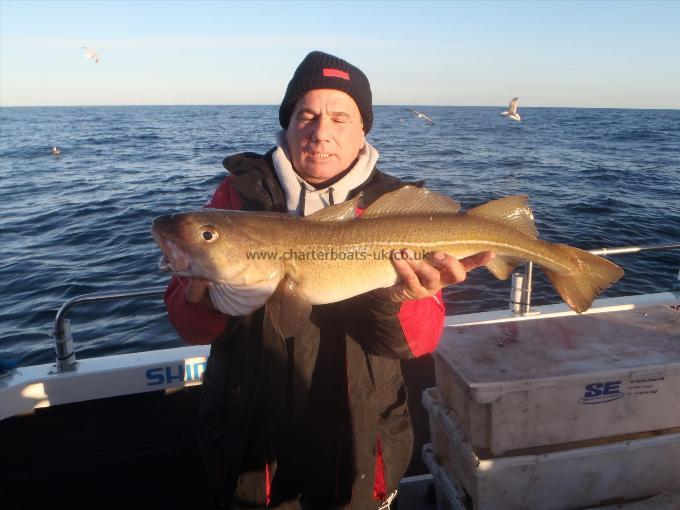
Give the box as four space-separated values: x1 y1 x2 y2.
323 68 350 80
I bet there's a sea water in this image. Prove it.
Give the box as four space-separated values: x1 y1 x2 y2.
1 105 678 367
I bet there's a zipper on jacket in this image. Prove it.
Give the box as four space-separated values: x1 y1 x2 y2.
255 177 275 210
298 186 306 216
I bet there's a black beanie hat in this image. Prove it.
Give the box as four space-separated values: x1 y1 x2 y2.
279 51 373 134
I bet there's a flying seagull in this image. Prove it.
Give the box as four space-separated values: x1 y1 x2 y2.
81 46 101 63
501 97 521 121
406 108 435 125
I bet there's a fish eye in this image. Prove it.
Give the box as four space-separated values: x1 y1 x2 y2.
200 225 218 242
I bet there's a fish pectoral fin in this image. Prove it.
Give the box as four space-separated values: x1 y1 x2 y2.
466 196 538 238
209 281 276 316
361 186 460 217
304 195 362 222
541 244 624 313
265 276 312 339
486 255 523 280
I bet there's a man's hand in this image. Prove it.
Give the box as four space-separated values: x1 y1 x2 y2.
184 278 217 310
377 249 495 302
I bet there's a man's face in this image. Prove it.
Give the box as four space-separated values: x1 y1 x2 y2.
285 89 365 185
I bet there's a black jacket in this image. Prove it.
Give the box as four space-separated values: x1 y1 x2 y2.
199 150 417 509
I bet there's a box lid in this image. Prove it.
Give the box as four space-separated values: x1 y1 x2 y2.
435 304 680 403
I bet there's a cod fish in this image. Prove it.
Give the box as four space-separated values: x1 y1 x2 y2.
151 186 624 337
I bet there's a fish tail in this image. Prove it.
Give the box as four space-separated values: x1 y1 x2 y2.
541 244 624 313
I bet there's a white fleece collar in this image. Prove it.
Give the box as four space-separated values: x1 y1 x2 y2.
272 130 379 216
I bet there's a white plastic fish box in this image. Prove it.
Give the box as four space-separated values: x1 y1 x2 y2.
434 302 680 455
422 387 680 510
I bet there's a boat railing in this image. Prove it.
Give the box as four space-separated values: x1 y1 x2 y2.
510 242 680 315
51 243 680 373
52 288 165 373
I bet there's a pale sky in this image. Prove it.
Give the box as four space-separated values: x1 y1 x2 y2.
1 0 679 108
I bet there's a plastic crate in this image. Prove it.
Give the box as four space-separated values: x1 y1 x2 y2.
434 304 680 455
422 387 680 510
422 443 469 510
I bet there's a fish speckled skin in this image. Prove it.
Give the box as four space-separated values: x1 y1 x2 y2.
151 186 624 320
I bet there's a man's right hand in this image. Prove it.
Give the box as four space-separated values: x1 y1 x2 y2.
376 249 494 302
185 278 216 310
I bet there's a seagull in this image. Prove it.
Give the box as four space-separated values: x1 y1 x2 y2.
501 97 521 121
81 46 101 63
51 146 61 156
406 108 435 125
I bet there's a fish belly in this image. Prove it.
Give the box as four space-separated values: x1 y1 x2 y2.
295 255 397 304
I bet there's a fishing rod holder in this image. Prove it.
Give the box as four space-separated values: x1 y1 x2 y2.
51 288 165 374
510 262 535 315
52 319 77 373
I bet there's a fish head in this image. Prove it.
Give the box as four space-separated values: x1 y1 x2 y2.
150 209 266 284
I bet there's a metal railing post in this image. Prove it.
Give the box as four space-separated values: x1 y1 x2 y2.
51 288 165 373
510 262 534 315
53 318 77 372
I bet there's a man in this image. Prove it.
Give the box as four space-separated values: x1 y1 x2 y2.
165 51 491 509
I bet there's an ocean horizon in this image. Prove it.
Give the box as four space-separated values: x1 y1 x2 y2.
2 104 678 110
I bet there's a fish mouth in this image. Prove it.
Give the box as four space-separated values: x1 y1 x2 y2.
155 238 190 273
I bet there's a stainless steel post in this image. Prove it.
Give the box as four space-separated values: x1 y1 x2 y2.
51 288 165 373
510 272 525 314
53 318 77 372
510 262 533 315
520 261 534 314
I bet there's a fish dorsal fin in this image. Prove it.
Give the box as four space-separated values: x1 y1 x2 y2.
466 195 538 238
303 195 362 222
361 186 460 218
